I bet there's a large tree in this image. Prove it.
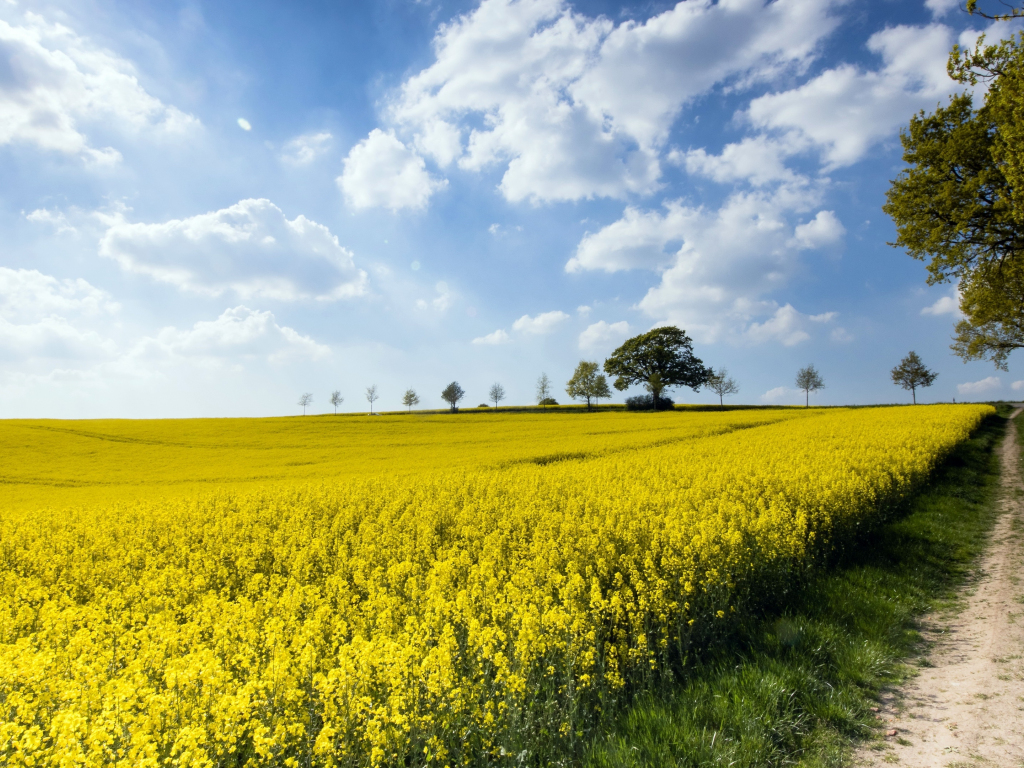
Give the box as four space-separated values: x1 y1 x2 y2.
603 326 711 409
890 351 938 404
401 388 420 412
885 24 1024 369
488 382 506 409
536 373 552 408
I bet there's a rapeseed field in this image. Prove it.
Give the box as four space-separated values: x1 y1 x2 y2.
0 405 992 767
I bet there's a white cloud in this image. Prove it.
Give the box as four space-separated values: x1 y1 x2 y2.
375 0 841 204
1012 380 1024 391
281 131 332 165
924 0 959 18
136 306 328 364
0 8 198 163
25 208 76 234
0 267 118 320
237 118 252 131
680 136 803 187
338 129 447 210
512 310 570 335
578 320 630 351
570 186 834 343
793 210 845 249
0 268 118 360
760 386 792 403
472 329 510 345
744 303 834 346
577 305 591 317
748 24 968 168
416 281 453 312
97 198 368 301
957 376 1001 396
921 292 962 317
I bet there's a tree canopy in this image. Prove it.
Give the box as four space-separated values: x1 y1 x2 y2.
566 361 610 411
441 382 465 412
890 351 938 404
885 28 1024 369
603 326 711 408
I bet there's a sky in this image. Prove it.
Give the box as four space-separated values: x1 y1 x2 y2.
2 0 1022 417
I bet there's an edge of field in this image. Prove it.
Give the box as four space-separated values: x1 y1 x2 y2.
582 404 1012 768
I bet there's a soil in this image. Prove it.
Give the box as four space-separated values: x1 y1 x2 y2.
855 407 1024 767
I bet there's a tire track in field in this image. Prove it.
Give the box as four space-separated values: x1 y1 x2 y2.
856 407 1024 768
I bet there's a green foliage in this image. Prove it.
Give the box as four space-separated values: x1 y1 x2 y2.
401 388 420 412
566 361 610 410
886 28 1024 369
585 411 1006 768
441 381 465 412
538 397 559 406
890 352 938 404
603 327 711 408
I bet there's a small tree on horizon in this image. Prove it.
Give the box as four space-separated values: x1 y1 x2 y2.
298 392 313 415
329 390 343 414
566 361 608 411
706 368 739 407
365 384 379 414
441 381 465 412
489 382 506 409
795 365 825 407
401 388 420 412
536 373 552 408
891 351 938 404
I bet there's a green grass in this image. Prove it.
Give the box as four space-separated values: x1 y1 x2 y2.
583 405 1013 768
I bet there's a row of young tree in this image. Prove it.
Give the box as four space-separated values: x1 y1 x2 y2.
295 328 942 415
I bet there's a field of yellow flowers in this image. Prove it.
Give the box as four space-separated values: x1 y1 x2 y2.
0 405 992 767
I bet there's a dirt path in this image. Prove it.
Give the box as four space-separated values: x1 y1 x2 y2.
856 407 1024 768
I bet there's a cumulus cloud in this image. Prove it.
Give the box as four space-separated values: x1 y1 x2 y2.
569 186 838 343
472 329 510 345
136 306 328 364
793 210 845 249
339 129 447 210
281 131 332 165
0 7 198 163
748 24 970 168
921 291 962 317
578 320 630 351
1012 380 1024 391
25 208 77 234
679 136 804 187
957 376 1001 397
360 0 841 205
0 268 118 360
512 310 570 335
924 0 960 18
745 304 835 346
97 198 368 301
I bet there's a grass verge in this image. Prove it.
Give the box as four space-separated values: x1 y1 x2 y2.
583 405 1013 768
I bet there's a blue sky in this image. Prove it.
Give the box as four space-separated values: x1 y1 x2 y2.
1 0 1020 417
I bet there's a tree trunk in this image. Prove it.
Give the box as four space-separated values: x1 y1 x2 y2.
912 387 917 405
805 390 809 407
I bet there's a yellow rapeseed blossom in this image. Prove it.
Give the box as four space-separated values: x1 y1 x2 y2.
0 405 992 766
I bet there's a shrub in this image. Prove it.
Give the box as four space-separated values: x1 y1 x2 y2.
625 394 675 411
539 397 558 406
